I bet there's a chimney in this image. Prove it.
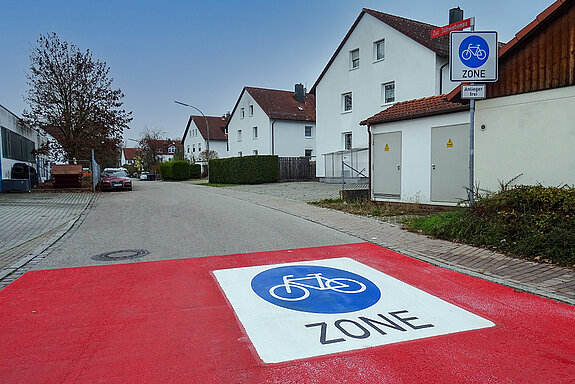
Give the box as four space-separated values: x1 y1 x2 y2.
294 83 305 103
449 7 464 24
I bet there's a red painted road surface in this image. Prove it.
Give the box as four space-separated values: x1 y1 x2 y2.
0 243 574 383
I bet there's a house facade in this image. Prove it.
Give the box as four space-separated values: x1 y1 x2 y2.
227 84 316 158
149 140 183 163
474 0 575 191
311 8 459 180
362 96 469 204
1 103 52 191
121 148 141 167
182 115 229 164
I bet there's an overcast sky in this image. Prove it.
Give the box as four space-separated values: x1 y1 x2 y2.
0 0 554 143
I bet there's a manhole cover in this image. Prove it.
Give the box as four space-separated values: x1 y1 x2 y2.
92 249 149 261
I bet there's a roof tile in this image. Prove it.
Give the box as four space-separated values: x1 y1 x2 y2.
246 87 315 122
361 95 468 126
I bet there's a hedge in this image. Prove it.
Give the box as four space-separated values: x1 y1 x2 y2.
160 160 198 181
209 155 279 184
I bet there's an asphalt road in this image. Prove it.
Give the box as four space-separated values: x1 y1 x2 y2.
32 180 360 270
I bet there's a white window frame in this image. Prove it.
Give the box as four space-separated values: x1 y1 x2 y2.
253 126 258 139
253 150 258 155
238 151 243 157
382 81 395 104
342 92 352 112
343 132 352 150
374 39 385 62
168 145 175 154
349 48 359 69
249 105 254 117
305 149 313 157
237 129 242 142
241 108 245 119
305 125 313 138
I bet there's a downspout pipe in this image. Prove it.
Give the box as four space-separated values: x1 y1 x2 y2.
271 120 276 155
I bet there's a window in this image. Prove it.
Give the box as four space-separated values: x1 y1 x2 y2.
342 92 352 112
187 148 190 153
305 126 313 138
241 108 245 118
383 81 395 104
193 144 195 152
1 127 35 162
350 49 359 69
249 105 254 116
253 126 258 139
237 129 242 142
238 151 243 157
168 145 175 153
253 150 258 155
198 144 201 152
374 39 385 61
305 149 313 157
343 132 352 150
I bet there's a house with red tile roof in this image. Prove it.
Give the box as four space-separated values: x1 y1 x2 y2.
121 147 141 167
311 8 461 181
361 95 469 204
471 0 575 192
226 84 316 158
182 115 229 172
362 0 574 205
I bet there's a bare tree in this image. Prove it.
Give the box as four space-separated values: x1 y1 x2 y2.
24 33 132 164
138 127 166 171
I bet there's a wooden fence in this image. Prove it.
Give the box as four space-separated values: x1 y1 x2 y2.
279 157 315 181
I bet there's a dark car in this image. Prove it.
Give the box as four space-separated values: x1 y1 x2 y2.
100 170 132 191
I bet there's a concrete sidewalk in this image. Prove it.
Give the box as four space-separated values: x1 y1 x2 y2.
0 192 95 286
215 182 575 306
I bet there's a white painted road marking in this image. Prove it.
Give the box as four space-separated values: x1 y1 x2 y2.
214 258 495 363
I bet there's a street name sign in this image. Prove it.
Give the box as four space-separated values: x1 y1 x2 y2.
431 18 472 38
450 31 498 82
462 84 486 99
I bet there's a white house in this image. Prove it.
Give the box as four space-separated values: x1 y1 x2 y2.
311 8 459 180
1 103 52 191
362 95 469 204
473 0 575 192
182 115 229 165
227 84 316 158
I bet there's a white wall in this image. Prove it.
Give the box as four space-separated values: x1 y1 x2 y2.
274 121 316 158
315 13 458 177
227 91 270 157
475 86 575 191
371 111 469 204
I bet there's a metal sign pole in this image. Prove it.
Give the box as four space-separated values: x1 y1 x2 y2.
468 17 476 207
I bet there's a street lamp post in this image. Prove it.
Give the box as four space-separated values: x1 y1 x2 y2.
174 100 210 179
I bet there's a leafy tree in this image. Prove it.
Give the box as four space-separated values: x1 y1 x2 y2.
198 149 219 162
24 33 132 164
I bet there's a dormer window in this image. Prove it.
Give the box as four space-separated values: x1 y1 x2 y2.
168 145 176 153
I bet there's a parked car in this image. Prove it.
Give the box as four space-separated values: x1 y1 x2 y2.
140 172 150 180
100 169 132 191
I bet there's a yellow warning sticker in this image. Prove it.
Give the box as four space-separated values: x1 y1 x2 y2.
447 139 453 148
384 144 390 152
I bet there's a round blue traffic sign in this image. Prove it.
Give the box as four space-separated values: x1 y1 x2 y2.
459 35 489 68
251 265 381 314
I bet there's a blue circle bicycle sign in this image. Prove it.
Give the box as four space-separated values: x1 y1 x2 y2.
251 265 381 314
458 35 489 68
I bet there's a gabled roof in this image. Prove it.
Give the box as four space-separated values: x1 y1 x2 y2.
246 87 315 122
310 8 449 93
498 0 570 58
361 95 468 126
148 139 183 156
227 86 316 125
123 147 141 161
182 115 229 143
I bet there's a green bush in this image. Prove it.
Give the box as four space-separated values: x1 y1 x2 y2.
209 155 279 184
406 185 575 266
189 163 201 179
160 160 193 181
